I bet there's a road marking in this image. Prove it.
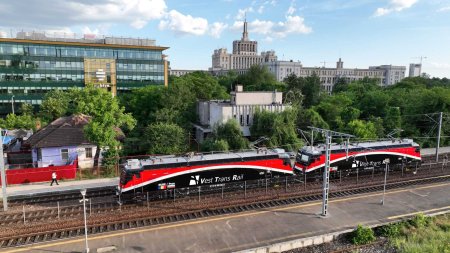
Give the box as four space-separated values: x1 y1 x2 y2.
387 206 450 220
3 182 450 253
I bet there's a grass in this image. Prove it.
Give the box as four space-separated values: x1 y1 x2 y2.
384 214 450 253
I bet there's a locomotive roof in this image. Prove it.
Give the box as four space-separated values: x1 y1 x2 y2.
125 149 286 170
300 139 419 155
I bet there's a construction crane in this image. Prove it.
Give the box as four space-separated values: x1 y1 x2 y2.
413 56 427 65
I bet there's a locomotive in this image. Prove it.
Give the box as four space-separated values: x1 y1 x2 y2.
119 149 293 196
294 139 421 176
118 139 421 200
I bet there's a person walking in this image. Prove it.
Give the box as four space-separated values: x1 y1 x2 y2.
50 171 59 186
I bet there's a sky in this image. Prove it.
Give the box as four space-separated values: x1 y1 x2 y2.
0 0 449 78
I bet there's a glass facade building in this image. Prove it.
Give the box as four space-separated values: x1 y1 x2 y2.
0 33 168 114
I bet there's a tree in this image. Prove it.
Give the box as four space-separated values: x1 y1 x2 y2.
384 107 401 133
201 138 229 152
145 123 186 154
19 103 34 116
215 119 249 150
251 108 303 151
347 120 377 140
0 113 35 130
297 108 329 130
303 73 322 108
39 89 70 121
237 65 285 91
218 70 238 93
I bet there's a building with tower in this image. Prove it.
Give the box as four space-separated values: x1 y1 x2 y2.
211 19 277 74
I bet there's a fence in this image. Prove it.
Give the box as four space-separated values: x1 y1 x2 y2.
1 160 77 185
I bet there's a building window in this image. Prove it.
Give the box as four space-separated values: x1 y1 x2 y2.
61 148 69 161
240 115 244 126
247 114 250 125
85 148 93 158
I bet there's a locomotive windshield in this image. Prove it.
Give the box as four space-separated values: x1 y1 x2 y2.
296 152 311 165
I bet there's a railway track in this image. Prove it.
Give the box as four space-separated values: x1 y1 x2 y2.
0 167 449 248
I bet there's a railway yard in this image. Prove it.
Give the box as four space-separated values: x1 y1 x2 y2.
0 150 448 252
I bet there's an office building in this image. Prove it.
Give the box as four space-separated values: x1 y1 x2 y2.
0 31 169 113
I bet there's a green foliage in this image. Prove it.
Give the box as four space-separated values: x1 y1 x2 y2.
347 119 377 139
390 214 450 253
39 89 70 121
303 73 322 108
380 222 402 238
351 224 376 245
19 103 34 116
201 138 229 152
251 108 303 151
145 123 186 155
237 65 285 92
297 108 329 130
215 119 249 150
410 213 431 228
0 113 35 130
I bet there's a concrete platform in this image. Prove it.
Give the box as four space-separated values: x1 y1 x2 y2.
0 177 118 198
2 181 450 253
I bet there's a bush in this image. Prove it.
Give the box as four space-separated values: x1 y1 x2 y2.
380 223 402 238
351 224 376 245
410 213 431 228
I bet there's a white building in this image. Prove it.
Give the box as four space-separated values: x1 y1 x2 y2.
263 60 303 82
369 65 406 86
409 63 422 77
211 19 277 74
194 85 288 142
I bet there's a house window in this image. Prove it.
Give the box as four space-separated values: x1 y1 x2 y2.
85 148 93 158
61 148 69 161
37 148 42 161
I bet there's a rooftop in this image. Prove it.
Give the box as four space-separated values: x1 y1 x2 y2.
0 30 168 50
125 149 287 170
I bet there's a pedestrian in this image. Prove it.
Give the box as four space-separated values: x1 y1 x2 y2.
50 171 59 186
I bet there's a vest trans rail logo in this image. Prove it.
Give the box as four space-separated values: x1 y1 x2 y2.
189 175 200 186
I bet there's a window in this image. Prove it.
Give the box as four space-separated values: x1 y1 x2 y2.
85 148 93 158
61 148 69 161
37 148 42 161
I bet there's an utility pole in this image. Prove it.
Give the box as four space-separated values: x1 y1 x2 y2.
308 127 354 216
436 112 443 163
0 129 7 211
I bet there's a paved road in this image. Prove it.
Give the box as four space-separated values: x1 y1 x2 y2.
3 181 450 253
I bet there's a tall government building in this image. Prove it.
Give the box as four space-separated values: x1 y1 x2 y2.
0 31 169 114
210 19 277 74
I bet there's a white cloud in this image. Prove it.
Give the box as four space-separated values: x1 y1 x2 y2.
258 6 265 14
374 0 418 17
429 62 450 70
286 1 296 15
236 7 254 20
231 15 311 39
69 0 167 28
159 10 208 36
82 26 100 36
0 31 7 38
209 22 228 38
437 6 450 12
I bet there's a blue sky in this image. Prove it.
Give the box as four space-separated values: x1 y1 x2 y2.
0 0 449 77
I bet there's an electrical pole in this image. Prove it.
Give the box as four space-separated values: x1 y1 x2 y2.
308 127 354 216
0 129 7 211
436 112 443 163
